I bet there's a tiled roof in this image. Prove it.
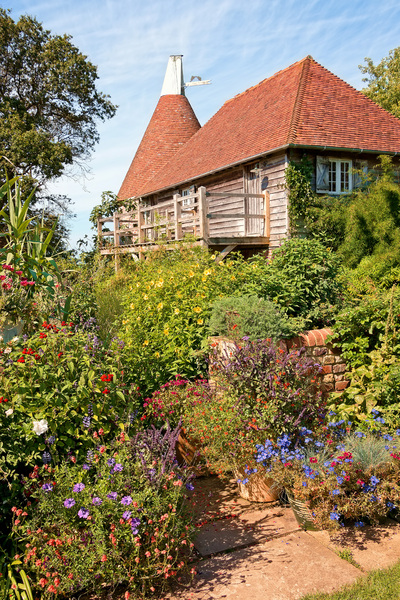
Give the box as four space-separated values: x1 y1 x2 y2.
123 56 400 198
118 94 200 200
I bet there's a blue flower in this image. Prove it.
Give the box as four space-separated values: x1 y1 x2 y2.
302 482 307 487
387 501 395 509
330 511 340 521
336 476 344 485
331 489 340 496
355 431 365 438
370 476 380 487
354 521 364 527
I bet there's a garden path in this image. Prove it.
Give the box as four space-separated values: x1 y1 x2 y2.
167 475 400 600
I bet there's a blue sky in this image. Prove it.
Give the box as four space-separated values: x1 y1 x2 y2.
7 0 400 249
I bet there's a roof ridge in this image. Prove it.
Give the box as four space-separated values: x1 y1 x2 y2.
223 56 310 106
287 55 312 144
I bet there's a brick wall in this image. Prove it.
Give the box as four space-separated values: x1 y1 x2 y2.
209 329 349 394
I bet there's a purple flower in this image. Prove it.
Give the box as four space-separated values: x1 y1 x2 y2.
122 511 132 520
186 482 194 491
130 517 141 534
92 497 102 506
73 483 85 493
64 498 76 508
82 463 90 470
42 452 51 464
121 496 132 506
107 492 117 500
78 507 90 519
113 463 123 472
83 416 91 428
107 458 115 467
42 483 53 492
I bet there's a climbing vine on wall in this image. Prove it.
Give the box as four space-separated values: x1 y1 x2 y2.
285 156 315 235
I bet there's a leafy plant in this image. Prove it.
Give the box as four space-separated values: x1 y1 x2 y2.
239 238 343 327
208 294 298 341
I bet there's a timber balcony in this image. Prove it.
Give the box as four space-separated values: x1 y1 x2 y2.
97 186 270 266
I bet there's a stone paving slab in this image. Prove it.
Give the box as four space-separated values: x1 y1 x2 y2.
169 531 362 600
194 506 299 556
308 520 400 572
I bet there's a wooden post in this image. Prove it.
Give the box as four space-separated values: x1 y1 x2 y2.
138 203 145 260
198 186 208 240
173 193 182 241
264 190 270 239
97 218 102 250
243 195 249 236
113 212 120 273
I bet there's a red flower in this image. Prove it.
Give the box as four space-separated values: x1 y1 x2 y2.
309 457 317 463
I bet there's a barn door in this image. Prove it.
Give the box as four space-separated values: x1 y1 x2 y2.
245 166 263 235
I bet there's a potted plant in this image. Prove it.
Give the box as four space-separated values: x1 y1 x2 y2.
256 415 400 530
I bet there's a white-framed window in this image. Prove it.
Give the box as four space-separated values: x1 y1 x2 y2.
316 156 353 194
181 185 196 206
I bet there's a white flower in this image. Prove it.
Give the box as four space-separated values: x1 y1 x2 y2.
32 419 48 435
5 408 13 417
4 347 12 354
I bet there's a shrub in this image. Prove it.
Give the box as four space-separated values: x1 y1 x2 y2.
13 424 196 598
208 295 298 341
119 245 245 394
0 321 140 532
239 238 343 327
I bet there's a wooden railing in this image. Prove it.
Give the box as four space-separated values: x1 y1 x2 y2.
97 187 270 260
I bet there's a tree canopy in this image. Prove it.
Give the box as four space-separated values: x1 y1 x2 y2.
360 47 400 119
0 8 117 187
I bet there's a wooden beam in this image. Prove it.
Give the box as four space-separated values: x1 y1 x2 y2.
215 244 237 263
207 213 264 220
206 191 265 198
264 190 270 239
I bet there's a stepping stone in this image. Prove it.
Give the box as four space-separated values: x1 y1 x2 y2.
308 521 400 572
194 506 299 556
170 532 361 600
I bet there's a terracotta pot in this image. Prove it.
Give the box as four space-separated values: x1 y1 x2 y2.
175 429 208 476
286 491 319 531
235 468 281 503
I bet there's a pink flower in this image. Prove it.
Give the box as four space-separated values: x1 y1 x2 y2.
101 554 107 562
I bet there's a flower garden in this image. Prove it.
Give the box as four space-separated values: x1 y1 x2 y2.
1 173 400 599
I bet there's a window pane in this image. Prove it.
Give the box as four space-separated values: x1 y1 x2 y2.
329 161 336 192
340 162 350 192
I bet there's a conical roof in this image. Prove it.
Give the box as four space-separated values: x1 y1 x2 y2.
118 56 201 200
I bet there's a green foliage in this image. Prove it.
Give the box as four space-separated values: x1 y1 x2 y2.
285 156 315 234
208 295 297 341
330 285 400 368
0 323 140 533
95 268 128 343
240 238 342 327
360 47 400 119
119 245 245 394
13 427 195 598
338 157 400 268
0 555 33 600
0 8 116 187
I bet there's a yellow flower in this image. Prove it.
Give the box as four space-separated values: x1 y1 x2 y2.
164 328 170 336
122 319 127 325
130 303 135 309
188 270 195 277
204 269 212 276
210 254 216 260
136 282 141 287
137 316 141 321
157 302 163 311
197 319 204 325
157 279 164 287
143 340 149 346
174 308 180 315
143 294 148 300
129 285 132 290
193 306 202 313
155 351 160 358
